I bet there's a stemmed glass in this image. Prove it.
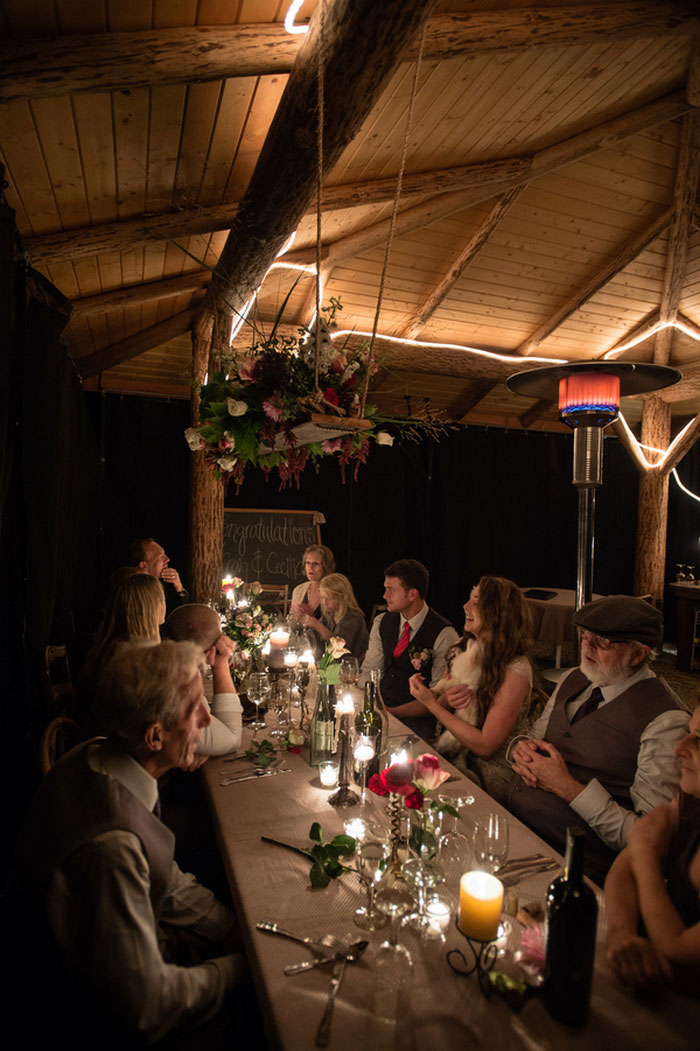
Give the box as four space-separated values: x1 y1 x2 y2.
340 656 359 688
436 792 475 868
374 878 414 969
246 671 271 734
354 839 389 930
473 813 509 874
267 678 290 741
354 726 380 806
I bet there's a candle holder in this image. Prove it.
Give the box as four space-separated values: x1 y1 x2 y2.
447 917 499 998
327 704 359 808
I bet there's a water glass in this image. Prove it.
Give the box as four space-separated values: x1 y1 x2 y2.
473 813 509 874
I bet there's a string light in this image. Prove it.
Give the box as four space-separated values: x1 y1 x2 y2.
330 327 567 366
604 318 700 359
616 412 700 503
284 0 309 35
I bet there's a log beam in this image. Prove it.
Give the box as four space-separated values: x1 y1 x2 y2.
2 6 695 103
202 0 439 323
70 270 210 319
445 379 497 421
660 411 700 475
659 110 700 332
599 308 661 360
76 306 199 378
634 395 671 603
189 319 224 604
400 187 524 339
518 207 673 356
519 399 553 429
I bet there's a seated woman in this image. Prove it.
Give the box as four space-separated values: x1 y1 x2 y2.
290 544 335 654
408 575 533 800
302 573 369 662
605 703 700 996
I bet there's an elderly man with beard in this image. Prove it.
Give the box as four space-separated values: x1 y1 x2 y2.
506 596 689 884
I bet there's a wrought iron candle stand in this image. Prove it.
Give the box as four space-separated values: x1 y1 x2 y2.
446 917 499 999
327 705 359 808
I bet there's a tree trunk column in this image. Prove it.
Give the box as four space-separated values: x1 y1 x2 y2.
634 394 670 603
189 322 224 603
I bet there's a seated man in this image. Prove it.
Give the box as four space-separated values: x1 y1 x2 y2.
12 641 248 1047
163 603 243 755
129 536 189 613
361 558 459 739
507 595 689 884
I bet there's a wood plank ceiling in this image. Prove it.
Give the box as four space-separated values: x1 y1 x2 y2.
1 0 699 434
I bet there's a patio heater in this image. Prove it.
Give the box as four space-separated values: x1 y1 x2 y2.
506 362 680 615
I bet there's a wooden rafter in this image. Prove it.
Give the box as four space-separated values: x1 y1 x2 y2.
658 111 700 332
76 307 200 379
69 270 210 319
519 400 553 429
2 5 696 103
445 380 497 421
598 309 661 360
200 0 439 324
399 187 525 340
518 207 673 356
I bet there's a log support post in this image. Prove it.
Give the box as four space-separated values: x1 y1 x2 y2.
633 395 671 604
188 318 224 603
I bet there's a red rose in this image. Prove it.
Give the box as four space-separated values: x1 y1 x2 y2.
381 761 415 796
405 788 424 809
368 773 388 797
287 745 303 754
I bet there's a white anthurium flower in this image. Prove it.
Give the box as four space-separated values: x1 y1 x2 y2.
227 398 248 417
217 455 237 472
184 427 204 450
376 431 394 446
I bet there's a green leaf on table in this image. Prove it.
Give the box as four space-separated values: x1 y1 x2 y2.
310 862 330 888
324 860 344 879
324 844 339 862
309 822 323 843
330 835 356 856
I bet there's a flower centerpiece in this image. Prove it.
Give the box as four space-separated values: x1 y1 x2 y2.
317 636 350 685
184 297 451 489
221 581 274 677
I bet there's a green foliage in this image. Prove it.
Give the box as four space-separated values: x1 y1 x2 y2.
262 823 357 889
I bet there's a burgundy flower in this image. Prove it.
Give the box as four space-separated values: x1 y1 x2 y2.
405 788 425 809
287 745 303 755
324 387 339 406
368 773 388 797
381 761 415 796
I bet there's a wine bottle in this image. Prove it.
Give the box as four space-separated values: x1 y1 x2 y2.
354 676 390 778
543 827 598 1026
309 681 336 767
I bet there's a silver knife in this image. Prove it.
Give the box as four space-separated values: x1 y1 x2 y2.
220 768 292 785
315 954 347 1047
501 860 560 887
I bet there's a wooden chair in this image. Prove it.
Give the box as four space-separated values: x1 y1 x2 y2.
258 583 289 617
43 644 75 717
40 716 80 775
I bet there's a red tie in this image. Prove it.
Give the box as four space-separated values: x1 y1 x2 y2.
393 620 411 659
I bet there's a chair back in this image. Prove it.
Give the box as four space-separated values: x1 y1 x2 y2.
43 644 75 717
39 716 80 775
258 583 289 616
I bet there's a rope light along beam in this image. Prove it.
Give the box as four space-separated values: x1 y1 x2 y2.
616 412 700 503
331 328 567 366
603 318 700 359
284 0 310 35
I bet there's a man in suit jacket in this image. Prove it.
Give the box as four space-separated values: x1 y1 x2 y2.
507 596 688 884
361 558 458 739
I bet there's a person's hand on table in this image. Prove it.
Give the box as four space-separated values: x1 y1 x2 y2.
510 738 583 801
607 929 671 990
161 566 184 593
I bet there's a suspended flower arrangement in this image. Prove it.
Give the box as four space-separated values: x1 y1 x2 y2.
185 298 450 490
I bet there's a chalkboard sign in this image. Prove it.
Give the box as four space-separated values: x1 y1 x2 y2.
222 508 323 586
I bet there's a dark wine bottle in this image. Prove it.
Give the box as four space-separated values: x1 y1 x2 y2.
543 827 598 1026
309 682 336 767
353 677 389 779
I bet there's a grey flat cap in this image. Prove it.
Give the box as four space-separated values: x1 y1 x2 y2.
573 595 662 649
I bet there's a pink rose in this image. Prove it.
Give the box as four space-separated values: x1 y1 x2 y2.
414 753 451 792
322 438 342 453
238 359 256 383
330 353 347 374
410 657 422 670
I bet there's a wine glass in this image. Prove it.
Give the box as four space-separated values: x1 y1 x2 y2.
687 564 696 583
354 839 389 931
354 726 380 807
473 813 509 874
246 671 271 733
340 656 359 687
436 792 475 868
267 678 289 740
374 879 414 968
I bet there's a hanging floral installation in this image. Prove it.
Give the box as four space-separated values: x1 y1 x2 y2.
185 298 451 489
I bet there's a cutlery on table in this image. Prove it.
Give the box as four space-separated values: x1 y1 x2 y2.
499 853 547 873
500 860 560 887
222 753 250 763
315 954 347 1047
284 939 368 975
256 922 351 958
220 767 291 785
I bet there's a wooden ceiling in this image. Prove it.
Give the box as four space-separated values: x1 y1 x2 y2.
2 0 700 433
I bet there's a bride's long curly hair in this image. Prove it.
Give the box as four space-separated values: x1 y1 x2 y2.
451 575 532 723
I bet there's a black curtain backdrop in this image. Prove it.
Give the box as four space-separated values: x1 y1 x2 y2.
88 394 660 636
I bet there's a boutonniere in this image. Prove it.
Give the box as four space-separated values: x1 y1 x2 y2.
408 646 433 672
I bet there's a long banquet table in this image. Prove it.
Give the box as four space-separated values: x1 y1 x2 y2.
202 720 698 1050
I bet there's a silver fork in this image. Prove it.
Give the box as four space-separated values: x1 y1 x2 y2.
315 954 346 1047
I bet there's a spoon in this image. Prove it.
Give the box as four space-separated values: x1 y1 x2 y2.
284 938 368 975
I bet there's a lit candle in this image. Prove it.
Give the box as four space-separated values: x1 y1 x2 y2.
344 816 368 841
284 651 298 668
354 742 375 763
226 588 234 604
458 871 504 941
300 649 315 665
335 693 355 716
319 762 339 788
426 898 452 936
270 627 290 648
390 748 409 765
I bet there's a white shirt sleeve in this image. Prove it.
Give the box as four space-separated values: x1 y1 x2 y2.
360 613 385 682
569 707 689 850
195 693 243 755
428 626 461 688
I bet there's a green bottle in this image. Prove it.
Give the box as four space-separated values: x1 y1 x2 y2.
309 681 336 767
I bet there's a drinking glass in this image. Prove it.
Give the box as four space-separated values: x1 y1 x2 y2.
354 839 389 930
473 813 509 874
267 679 289 740
340 656 359 687
246 671 271 733
436 792 475 868
354 726 380 806
374 879 414 969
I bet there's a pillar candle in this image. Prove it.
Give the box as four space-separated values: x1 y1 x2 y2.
458 871 504 941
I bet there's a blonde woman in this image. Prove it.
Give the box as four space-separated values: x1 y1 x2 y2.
303 572 368 661
290 544 336 624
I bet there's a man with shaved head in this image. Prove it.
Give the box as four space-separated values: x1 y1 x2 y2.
163 604 243 756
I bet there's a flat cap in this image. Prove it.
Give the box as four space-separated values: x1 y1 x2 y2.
573 595 662 649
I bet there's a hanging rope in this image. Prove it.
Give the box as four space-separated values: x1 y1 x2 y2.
360 25 427 415
313 0 325 394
